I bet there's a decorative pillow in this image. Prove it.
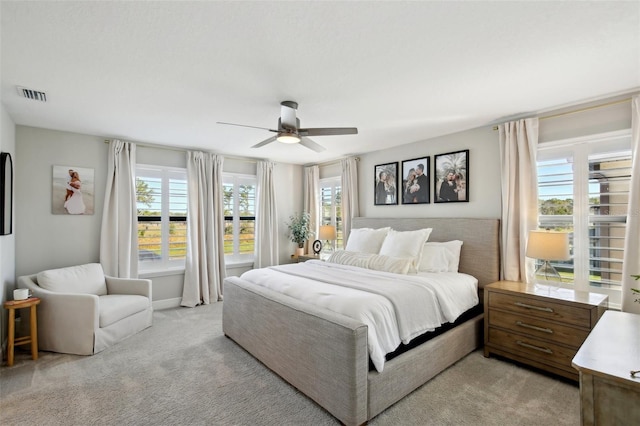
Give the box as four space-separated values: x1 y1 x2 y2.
37 263 107 295
327 250 413 275
378 228 432 270
419 240 463 273
344 227 390 254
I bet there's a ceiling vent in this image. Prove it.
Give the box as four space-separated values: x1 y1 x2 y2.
16 86 47 102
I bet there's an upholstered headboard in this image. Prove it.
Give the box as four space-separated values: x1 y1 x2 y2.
351 217 500 288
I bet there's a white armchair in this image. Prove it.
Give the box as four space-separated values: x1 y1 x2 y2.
17 263 153 355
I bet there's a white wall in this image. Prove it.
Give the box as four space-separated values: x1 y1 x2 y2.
1 103 16 363
16 127 106 276
14 126 304 304
359 125 501 219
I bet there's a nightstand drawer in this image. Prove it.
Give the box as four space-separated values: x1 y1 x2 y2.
488 328 577 369
488 310 589 348
488 292 590 327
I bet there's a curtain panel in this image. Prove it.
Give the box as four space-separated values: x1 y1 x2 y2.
498 119 539 282
621 95 640 314
99 139 138 278
181 151 226 307
304 165 320 253
255 161 279 268
341 157 359 244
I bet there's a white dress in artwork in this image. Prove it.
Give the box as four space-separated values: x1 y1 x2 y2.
64 183 86 215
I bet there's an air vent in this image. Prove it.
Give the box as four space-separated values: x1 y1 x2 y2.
16 86 47 102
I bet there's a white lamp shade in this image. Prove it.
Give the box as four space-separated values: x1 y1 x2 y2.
318 225 336 240
526 230 570 261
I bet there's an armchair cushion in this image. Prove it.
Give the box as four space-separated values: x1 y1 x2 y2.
99 295 150 328
37 263 107 295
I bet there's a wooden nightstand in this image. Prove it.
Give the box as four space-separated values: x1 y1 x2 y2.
484 281 608 381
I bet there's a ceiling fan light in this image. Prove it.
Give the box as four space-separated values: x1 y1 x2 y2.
277 133 300 144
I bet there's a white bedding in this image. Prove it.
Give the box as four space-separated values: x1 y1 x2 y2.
239 260 479 372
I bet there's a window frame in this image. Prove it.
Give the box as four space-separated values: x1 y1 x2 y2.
537 129 632 309
223 172 257 264
319 176 343 253
136 164 188 273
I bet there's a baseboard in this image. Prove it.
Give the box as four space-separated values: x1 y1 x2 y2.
153 297 182 311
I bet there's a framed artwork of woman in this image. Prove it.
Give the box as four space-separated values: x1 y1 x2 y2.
374 162 398 206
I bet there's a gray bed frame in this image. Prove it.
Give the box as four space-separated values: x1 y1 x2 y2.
223 217 500 425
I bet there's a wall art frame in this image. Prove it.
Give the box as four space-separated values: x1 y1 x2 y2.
374 162 398 206
434 149 469 203
52 165 96 215
401 156 430 204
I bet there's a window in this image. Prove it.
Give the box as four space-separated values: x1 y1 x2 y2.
223 173 256 263
136 165 188 271
537 130 631 308
320 177 343 253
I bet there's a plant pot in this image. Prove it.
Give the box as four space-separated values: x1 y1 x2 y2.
296 247 305 256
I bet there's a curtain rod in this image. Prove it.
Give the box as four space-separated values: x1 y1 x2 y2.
307 156 360 168
103 139 262 164
492 97 633 130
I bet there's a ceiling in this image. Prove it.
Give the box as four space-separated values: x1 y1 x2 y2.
2 1 639 165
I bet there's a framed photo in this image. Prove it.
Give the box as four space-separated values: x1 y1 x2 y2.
434 150 469 203
52 165 95 215
374 162 398 205
401 157 430 204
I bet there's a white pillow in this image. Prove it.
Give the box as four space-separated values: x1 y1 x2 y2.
418 244 450 273
378 228 432 270
37 263 107 295
345 227 390 254
327 250 413 275
419 240 463 272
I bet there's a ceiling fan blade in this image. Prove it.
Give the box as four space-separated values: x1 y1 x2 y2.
217 122 277 132
251 135 278 149
299 137 326 153
280 101 298 130
298 127 358 136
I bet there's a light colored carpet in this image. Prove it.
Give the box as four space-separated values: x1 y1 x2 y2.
0 303 579 425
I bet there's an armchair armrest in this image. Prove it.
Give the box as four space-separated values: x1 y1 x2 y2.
105 276 152 299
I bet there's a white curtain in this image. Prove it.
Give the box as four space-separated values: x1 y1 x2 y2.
99 139 138 278
622 95 640 314
498 119 539 282
181 151 226 307
255 161 279 268
341 156 359 244
304 165 320 253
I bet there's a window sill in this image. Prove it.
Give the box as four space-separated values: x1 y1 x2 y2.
226 260 254 269
139 268 185 279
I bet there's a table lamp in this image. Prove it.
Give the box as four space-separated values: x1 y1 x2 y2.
313 225 336 255
526 229 570 285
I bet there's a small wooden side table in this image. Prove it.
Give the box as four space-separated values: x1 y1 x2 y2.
3 297 40 367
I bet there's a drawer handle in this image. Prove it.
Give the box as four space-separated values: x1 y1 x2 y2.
516 321 553 334
514 301 554 313
516 340 553 354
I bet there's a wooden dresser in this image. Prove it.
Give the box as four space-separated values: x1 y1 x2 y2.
484 281 608 381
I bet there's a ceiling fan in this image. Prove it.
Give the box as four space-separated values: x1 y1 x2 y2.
217 101 358 153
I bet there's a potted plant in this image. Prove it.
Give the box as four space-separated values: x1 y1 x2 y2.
286 212 314 256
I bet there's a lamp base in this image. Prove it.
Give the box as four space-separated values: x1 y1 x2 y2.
533 260 562 290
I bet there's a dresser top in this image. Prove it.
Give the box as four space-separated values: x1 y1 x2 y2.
572 310 640 387
487 281 608 307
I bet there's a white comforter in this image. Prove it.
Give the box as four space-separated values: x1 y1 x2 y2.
239 260 479 372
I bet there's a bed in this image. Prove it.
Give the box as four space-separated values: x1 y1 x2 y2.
223 217 500 425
